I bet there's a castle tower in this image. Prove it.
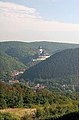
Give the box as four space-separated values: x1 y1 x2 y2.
38 46 43 55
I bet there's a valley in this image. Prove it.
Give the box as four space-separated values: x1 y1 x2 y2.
1 41 79 119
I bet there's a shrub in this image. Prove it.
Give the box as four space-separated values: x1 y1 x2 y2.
21 114 33 120
0 113 20 120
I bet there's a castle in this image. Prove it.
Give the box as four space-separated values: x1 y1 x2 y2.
33 46 50 61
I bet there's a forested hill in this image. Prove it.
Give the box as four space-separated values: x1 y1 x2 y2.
21 48 79 81
1 41 79 54
1 41 79 65
0 51 26 75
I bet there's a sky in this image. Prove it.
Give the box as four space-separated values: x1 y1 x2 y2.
0 0 79 43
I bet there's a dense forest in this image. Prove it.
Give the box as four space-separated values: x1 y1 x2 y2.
0 81 79 119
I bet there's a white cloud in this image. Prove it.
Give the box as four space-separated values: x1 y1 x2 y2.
0 1 79 43
0 1 40 19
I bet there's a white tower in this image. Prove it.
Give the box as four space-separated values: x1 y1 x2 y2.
38 46 43 55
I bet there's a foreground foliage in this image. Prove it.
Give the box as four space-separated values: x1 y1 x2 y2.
0 81 79 119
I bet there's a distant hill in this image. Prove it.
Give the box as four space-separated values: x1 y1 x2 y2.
0 41 35 65
21 48 79 82
0 41 79 65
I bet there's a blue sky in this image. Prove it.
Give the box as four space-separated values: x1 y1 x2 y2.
24 0 79 23
0 0 79 43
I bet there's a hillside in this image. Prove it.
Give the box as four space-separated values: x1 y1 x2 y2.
21 48 79 83
1 41 79 65
0 51 26 78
